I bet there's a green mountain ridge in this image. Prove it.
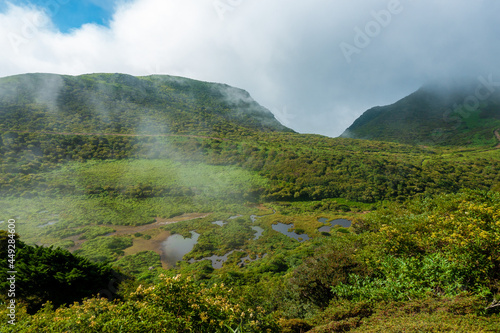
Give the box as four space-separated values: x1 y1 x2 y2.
341 79 500 146
1 73 500 332
0 73 293 136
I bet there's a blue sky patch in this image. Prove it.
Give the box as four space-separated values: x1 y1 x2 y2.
1 0 117 33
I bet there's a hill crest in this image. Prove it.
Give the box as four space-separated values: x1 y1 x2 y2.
0 73 293 136
341 78 500 146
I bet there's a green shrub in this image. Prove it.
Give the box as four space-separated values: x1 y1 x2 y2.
9 274 280 333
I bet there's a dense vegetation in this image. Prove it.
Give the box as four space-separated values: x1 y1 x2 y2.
2 191 500 332
0 73 291 136
1 73 500 331
2 130 499 205
0 231 122 314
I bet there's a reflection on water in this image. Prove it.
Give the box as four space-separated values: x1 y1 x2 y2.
188 212 273 268
190 251 268 269
272 223 310 242
169 211 275 268
318 225 332 232
239 253 267 266
318 218 352 227
212 220 226 227
251 226 264 240
331 219 352 228
38 220 58 228
161 231 200 267
317 218 352 233
189 250 242 269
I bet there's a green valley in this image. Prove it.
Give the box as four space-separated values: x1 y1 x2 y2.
1 73 499 332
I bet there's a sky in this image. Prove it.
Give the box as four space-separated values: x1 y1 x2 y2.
0 0 499 137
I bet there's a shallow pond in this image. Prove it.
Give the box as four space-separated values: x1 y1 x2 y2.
239 253 267 266
38 220 58 228
190 251 268 269
251 226 264 240
189 250 242 269
330 219 352 228
161 231 200 267
318 218 352 228
272 223 310 242
212 220 226 227
177 211 274 268
318 225 332 232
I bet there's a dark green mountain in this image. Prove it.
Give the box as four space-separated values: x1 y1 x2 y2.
0 73 292 136
341 79 500 146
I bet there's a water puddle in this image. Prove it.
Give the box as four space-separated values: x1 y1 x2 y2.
189 250 242 269
239 253 267 266
190 251 268 269
212 220 226 227
318 225 332 232
317 218 352 233
330 219 352 228
161 231 200 267
38 220 58 228
251 226 264 240
179 210 275 268
272 223 310 242
318 218 352 227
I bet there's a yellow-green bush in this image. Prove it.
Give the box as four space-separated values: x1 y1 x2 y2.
5 274 279 333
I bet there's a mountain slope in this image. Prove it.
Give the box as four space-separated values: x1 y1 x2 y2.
0 73 293 136
341 79 500 146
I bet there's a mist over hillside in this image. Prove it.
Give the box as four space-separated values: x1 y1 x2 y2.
0 73 293 136
341 77 500 146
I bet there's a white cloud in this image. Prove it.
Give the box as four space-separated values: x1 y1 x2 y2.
1 0 499 137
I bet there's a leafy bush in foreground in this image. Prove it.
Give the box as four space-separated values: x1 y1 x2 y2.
0 231 121 314
8 274 279 333
271 190 500 331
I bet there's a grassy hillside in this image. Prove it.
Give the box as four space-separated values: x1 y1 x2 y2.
0 73 292 136
342 80 500 146
1 73 500 332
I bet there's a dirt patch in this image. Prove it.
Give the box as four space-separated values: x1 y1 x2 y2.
124 229 172 269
